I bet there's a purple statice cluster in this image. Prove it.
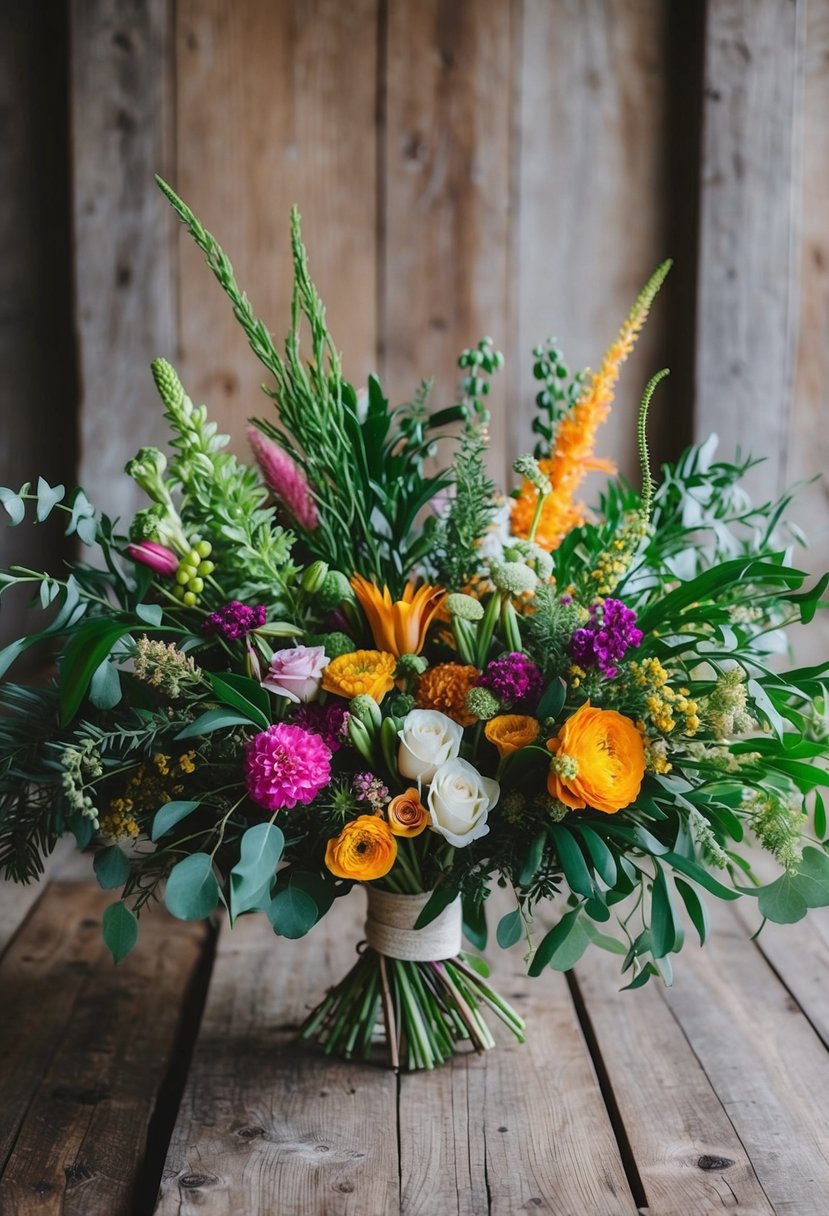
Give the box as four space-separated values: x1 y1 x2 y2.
292 702 351 753
569 598 643 679
203 600 267 642
478 651 544 711
352 771 390 810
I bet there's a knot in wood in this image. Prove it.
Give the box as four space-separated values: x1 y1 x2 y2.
697 1154 735 1171
179 1172 220 1189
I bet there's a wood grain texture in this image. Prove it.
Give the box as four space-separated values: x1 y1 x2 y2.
175 0 378 457
788 0 829 666
156 891 399 1216
398 899 635 1215
514 0 672 493
664 901 829 1216
0 1 77 652
694 0 804 499
0 881 206 1215
574 946 772 1215
0 837 74 959
70 0 177 522
383 0 514 487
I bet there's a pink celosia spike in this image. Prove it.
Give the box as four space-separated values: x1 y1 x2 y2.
247 426 318 531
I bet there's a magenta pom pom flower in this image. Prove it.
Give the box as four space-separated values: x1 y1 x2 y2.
478 652 544 711
245 724 332 811
204 600 267 642
247 426 319 531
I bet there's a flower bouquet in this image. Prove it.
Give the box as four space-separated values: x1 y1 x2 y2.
1 178 828 1073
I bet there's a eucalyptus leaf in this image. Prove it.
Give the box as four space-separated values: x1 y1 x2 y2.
229 823 285 920
496 908 523 949
102 901 138 963
267 885 318 939
165 853 220 921
151 800 201 842
93 845 131 891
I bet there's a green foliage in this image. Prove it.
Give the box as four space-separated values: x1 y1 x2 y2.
432 426 497 590
229 823 285 921
528 337 586 458
164 852 221 920
102 901 139 963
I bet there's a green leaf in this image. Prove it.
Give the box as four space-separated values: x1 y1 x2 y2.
165 853 220 921
135 602 164 626
151 800 201 842
550 825 595 899
621 964 658 991
35 476 65 522
59 619 135 726
528 907 590 976
0 487 25 525
93 845 131 891
462 895 487 950
791 846 829 908
650 863 683 958
175 708 256 740
414 884 459 929
496 908 523 949
815 792 826 841
518 830 546 887
229 823 285 920
757 873 807 924
660 852 742 900
537 677 566 722
89 657 122 710
574 824 618 888
582 921 627 955
267 885 318 939
208 672 271 729
102 901 138 963
675 877 710 945
280 870 337 918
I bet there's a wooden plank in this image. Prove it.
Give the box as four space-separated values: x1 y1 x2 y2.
175 0 378 456
694 0 804 499
0 837 75 958
0 1 77 653
663 901 829 1216
398 941 636 1216
156 890 399 1215
70 0 177 523
0 882 207 1215
382 0 514 487
514 0 672 492
788 0 829 667
574 945 772 1215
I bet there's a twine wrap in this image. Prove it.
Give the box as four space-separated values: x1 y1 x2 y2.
365 888 462 962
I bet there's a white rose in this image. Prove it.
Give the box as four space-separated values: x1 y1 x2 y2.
427 758 499 848
398 709 463 783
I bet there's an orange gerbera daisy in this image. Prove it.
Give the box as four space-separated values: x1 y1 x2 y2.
512 262 670 552
352 575 445 658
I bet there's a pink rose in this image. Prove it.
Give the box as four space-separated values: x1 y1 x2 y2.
262 645 327 704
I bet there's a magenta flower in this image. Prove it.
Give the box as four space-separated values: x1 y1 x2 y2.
291 702 350 752
478 652 544 711
127 540 179 578
245 723 332 811
204 601 267 642
569 599 642 679
247 426 318 531
263 645 327 704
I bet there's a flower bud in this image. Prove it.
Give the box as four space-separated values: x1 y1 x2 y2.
445 593 484 622
127 540 179 578
395 653 428 680
301 560 329 595
316 571 354 613
349 694 383 734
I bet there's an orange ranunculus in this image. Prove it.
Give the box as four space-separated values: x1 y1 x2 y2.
386 788 429 837
546 701 645 814
321 649 396 700
484 714 540 758
352 575 445 658
415 663 480 726
324 815 398 881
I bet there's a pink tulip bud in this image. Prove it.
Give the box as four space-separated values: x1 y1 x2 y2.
127 540 179 577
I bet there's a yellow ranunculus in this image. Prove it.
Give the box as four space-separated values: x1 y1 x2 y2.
324 815 398 881
321 649 396 701
546 701 644 814
386 788 429 837
484 714 539 758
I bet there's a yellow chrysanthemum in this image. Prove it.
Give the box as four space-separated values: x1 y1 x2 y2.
322 649 396 701
512 263 670 551
415 663 481 726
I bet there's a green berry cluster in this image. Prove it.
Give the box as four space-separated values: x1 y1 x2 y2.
530 338 585 458
173 539 215 607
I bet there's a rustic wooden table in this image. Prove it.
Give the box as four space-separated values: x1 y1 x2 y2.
1 845 829 1216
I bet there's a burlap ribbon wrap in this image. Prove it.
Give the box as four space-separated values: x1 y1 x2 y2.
364 888 462 962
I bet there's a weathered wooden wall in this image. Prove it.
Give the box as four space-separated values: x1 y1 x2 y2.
2 0 827 658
